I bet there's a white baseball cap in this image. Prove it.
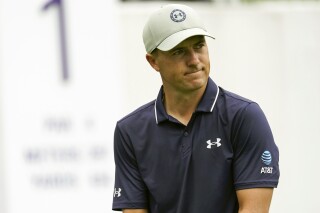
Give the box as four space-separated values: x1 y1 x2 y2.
143 4 214 53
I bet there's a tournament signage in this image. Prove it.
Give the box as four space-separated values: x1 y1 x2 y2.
42 0 70 81
0 0 121 212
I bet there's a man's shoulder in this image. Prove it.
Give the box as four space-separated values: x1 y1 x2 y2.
217 87 261 117
217 87 270 125
117 100 156 125
219 87 254 105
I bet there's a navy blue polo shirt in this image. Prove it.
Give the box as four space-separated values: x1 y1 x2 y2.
112 77 279 213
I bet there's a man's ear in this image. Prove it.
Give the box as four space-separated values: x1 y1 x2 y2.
146 53 160 71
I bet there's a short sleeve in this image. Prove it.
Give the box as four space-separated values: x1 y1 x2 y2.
112 123 149 211
232 103 280 190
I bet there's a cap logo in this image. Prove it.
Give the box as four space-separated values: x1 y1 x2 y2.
170 9 186 22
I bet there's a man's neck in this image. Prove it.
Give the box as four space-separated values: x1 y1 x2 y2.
163 87 205 126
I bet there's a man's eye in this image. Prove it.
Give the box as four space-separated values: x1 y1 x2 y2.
195 43 205 49
172 49 184 55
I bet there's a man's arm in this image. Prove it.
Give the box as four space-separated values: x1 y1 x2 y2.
123 209 148 213
236 188 274 213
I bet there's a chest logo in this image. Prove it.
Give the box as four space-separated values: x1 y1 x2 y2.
207 138 221 149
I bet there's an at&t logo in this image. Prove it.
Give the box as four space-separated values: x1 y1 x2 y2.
261 167 273 174
260 150 273 174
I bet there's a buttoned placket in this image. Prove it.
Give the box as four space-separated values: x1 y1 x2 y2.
181 113 197 158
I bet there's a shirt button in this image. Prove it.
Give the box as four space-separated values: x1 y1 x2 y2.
184 131 189 136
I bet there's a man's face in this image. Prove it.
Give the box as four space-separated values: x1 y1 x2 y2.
152 35 211 94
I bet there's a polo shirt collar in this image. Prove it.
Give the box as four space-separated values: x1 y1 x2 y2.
154 77 220 124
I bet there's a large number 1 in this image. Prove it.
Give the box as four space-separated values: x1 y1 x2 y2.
43 0 69 81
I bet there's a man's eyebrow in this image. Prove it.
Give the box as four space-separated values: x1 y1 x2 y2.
169 46 184 53
169 38 206 52
195 38 206 44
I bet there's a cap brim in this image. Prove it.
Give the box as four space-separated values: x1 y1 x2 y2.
157 28 214 52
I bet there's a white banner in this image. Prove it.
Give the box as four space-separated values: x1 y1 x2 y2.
0 0 122 212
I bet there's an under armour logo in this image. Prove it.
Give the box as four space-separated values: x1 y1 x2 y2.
207 138 221 149
114 188 122 197
170 9 186 22
174 12 183 19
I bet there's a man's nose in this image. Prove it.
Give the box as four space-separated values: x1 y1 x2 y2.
186 49 200 66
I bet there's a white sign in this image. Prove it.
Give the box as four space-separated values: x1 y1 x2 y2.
0 0 122 212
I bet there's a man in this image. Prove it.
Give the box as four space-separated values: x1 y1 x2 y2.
112 4 279 213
